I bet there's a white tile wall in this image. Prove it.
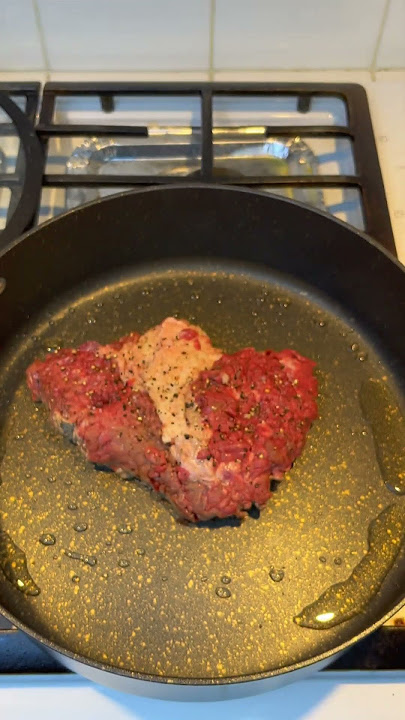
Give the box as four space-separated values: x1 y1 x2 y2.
214 0 386 70
0 0 44 70
377 0 405 68
37 0 211 71
0 0 403 74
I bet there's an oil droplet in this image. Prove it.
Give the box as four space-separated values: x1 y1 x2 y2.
162 576 168 582
359 379 405 496
64 479 72 486
118 524 133 535
136 548 145 556
358 351 368 362
47 476 56 483
87 317 96 324
105 539 112 546
215 586 231 599
269 568 285 582
73 523 87 533
25 472 31 479
39 533 56 546
350 342 359 352
118 559 130 568
221 575 231 584
72 575 80 583
65 550 97 567
319 556 327 563
68 503 78 511
384 482 405 496
0 532 40 596
294 503 405 629
318 320 327 327
334 557 342 566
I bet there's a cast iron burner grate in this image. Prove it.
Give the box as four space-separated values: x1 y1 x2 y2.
0 82 396 255
0 83 42 242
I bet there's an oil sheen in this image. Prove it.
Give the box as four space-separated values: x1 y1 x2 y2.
294 503 405 629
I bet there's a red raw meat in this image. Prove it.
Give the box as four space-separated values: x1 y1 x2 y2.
26 318 317 521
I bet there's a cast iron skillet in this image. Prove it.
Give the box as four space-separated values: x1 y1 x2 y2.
0 185 404 700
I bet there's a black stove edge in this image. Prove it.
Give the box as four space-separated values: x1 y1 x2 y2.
0 627 403 674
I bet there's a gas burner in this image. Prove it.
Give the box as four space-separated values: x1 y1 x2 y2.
0 147 6 174
34 82 394 253
64 134 325 211
0 85 42 246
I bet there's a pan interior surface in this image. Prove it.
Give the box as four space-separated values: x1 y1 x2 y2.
0 259 404 682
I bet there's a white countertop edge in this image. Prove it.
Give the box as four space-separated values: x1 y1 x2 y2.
0 669 404 687
1 670 405 720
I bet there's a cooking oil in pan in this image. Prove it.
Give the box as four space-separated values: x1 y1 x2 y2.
1 263 405 677
215 586 231 599
64 549 97 567
294 502 405 629
359 379 405 496
117 524 133 535
269 568 285 583
73 522 88 532
0 531 40 596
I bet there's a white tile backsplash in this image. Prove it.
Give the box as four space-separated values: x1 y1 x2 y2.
377 0 405 68
0 0 403 76
0 0 44 70
214 0 387 70
37 0 211 71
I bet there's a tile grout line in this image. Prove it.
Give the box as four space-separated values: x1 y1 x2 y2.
370 0 391 80
208 0 216 81
209 66 405 74
1 67 404 76
32 0 51 81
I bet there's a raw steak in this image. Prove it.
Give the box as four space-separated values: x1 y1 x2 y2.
26 318 318 521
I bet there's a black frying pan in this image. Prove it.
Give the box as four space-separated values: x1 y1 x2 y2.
0 185 404 700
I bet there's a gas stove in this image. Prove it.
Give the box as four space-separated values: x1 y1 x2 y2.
0 81 396 253
0 80 403 679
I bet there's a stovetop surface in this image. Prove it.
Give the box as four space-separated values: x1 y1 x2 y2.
0 80 396 253
0 81 402 675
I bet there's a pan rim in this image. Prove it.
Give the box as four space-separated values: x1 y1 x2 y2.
0 595 404 685
0 182 404 278
0 183 404 685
